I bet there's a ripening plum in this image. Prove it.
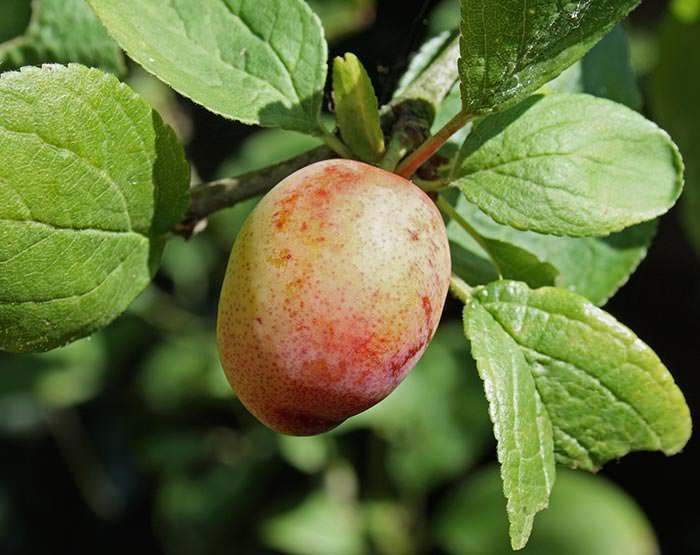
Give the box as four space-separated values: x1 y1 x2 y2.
217 159 451 435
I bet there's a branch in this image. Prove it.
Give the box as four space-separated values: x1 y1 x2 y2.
176 34 463 235
379 110 430 171
176 146 334 236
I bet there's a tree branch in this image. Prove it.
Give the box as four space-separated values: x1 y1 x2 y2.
176 34 463 236
176 146 335 236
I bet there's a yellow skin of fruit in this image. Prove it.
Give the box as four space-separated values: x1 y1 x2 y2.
217 159 451 435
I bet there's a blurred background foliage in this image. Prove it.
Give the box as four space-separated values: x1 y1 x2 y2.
0 0 698 553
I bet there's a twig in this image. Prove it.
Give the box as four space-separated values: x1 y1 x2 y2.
176 146 334 236
176 34 463 233
379 113 429 171
396 111 472 178
389 32 460 113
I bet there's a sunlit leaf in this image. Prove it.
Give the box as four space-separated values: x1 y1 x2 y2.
453 94 683 237
464 298 555 549
471 281 691 471
458 0 640 114
333 53 385 162
0 64 189 352
89 0 328 133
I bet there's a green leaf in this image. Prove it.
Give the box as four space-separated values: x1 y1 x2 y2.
448 196 656 305
127 67 194 143
0 0 31 44
450 241 499 286
464 299 556 550
0 64 190 353
88 0 328 134
458 0 640 114
0 0 125 75
429 0 461 35
332 53 385 162
484 239 559 288
453 93 683 237
391 32 460 121
138 333 229 413
306 0 376 41
445 197 559 288
472 281 692 471
394 32 455 98
148 432 278 555
277 435 332 474
652 17 700 253
580 26 641 110
363 502 414 555
541 62 583 95
435 466 658 555
543 25 642 111
159 235 219 307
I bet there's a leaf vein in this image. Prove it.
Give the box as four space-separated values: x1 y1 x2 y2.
0 237 145 306
0 122 133 230
516 342 663 448
0 217 147 239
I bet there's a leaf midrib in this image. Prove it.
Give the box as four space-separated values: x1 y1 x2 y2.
525 345 662 447
481 298 670 447
0 217 147 239
0 227 146 305
149 0 299 104
0 121 134 230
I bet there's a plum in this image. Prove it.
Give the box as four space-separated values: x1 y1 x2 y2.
217 159 451 435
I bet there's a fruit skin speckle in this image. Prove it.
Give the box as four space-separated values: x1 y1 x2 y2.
217 159 451 435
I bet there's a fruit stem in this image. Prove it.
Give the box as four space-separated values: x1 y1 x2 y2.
436 195 504 277
449 275 474 304
380 132 410 171
396 111 472 178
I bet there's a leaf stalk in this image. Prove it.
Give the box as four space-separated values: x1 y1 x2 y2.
449 274 473 304
436 195 504 276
